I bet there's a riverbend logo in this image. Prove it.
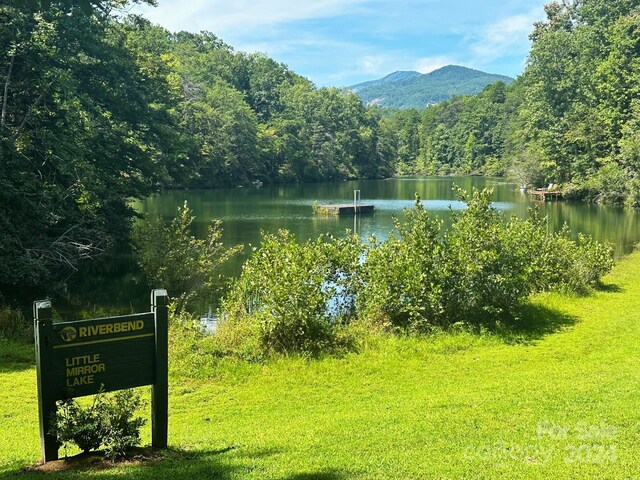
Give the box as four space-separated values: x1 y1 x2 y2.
59 326 77 342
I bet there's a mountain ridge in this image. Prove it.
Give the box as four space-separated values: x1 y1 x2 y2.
347 65 514 109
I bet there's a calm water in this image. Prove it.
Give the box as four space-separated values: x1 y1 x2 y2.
57 177 640 317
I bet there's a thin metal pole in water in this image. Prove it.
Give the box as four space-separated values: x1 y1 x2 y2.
353 189 361 234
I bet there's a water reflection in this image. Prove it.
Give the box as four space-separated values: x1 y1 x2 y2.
134 177 639 257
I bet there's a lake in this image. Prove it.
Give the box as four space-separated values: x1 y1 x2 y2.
55 176 640 317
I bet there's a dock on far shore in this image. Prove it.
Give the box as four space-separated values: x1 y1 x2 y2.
528 188 564 201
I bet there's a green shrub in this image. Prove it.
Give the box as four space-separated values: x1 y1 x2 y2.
102 389 147 461
542 229 614 293
583 162 628 204
51 393 106 454
360 189 545 329
220 230 363 356
359 187 614 330
624 177 640 208
563 162 636 205
359 194 446 331
620 122 640 208
50 389 146 460
213 187 614 358
132 201 241 313
443 188 537 322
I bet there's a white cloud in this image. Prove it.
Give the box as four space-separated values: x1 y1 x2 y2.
236 37 361 57
135 0 370 36
358 55 388 74
469 8 544 62
413 55 458 73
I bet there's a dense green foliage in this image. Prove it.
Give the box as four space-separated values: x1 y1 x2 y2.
389 80 517 175
0 0 637 474
0 0 166 287
101 389 146 460
52 394 105 454
0 0 394 290
124 21 395 187
359 195 447 329
349 65 514 109
360 189 614 333
216 188 613 356
388 0 640 204
514 0 640 205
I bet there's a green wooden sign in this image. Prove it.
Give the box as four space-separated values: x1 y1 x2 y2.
34 289 169 462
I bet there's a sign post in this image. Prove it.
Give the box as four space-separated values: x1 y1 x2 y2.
33 289 169 462
34 300 59 462
151 289 168 448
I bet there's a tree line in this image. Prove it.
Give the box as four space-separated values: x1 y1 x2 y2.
0 0 394 288
386 0 640 207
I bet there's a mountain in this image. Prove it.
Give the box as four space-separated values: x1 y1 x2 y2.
348 71 422 93
347 65 514 109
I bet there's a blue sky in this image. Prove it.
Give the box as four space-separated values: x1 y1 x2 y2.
131 0 548 87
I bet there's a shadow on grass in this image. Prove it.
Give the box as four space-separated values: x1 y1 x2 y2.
2 446 283 479
496 279 625 344
596 281 623 293
283 469 352 480
2 446 359 479
493 302 579 345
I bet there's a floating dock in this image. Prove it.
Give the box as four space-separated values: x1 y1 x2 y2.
316 204 375 215
315 190 374 215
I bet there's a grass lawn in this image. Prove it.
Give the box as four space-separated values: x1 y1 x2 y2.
1 251 640 479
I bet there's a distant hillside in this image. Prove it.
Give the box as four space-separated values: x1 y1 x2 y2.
348 65 514 109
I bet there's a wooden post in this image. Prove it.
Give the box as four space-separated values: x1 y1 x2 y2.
33 300 59 462
151 289 169 448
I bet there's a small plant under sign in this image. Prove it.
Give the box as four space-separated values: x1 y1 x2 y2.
50 389 146 461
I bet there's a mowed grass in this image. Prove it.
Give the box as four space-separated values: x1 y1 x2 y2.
2 252 640 479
